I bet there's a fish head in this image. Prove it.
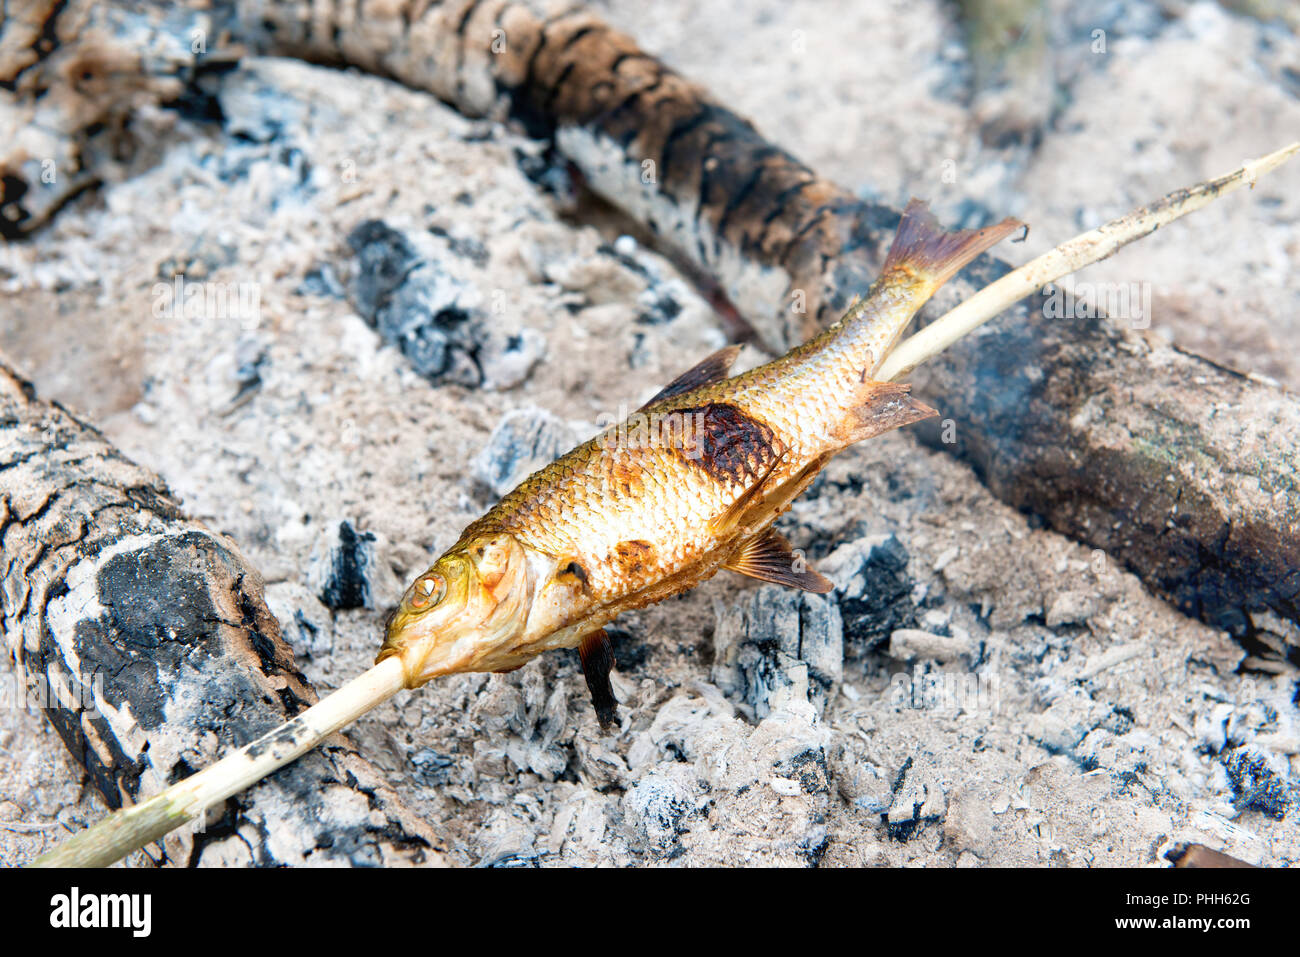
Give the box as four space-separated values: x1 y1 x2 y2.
377 532 533 686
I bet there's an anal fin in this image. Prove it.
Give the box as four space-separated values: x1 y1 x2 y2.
838 380 938 445
724 529 834 593
578 629 619 731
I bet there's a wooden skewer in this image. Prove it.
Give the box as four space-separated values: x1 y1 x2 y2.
876 142 1300 382
31 141 1298 869
32 658 406 867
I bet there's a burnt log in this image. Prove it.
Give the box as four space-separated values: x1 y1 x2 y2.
907 286 1300 657
0 356 445 865
0 0 237 236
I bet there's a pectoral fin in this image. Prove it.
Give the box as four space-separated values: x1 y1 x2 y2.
724 529 834 593
578 629 619 730
708 450 828 538
707 448 787 536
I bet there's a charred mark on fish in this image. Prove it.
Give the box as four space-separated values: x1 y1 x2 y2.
613 539 654 576
670 402 781 487
558 560 588 586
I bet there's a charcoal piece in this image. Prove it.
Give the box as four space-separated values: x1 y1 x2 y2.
835 535 917 654
713 584 843 718
315 520 376 610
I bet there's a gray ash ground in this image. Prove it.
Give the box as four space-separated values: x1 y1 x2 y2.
2 0 1298 866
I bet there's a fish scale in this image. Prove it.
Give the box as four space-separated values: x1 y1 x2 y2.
379 200 1021 725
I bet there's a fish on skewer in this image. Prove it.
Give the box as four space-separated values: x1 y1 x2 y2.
378 200 1021 726
38 143 1294 867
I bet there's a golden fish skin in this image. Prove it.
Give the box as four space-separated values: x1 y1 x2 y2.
379 200 1021 718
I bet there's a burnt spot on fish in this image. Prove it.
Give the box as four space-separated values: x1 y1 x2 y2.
603 452 644 498
670 402 781 487
557 560 589 588
613 539 655 576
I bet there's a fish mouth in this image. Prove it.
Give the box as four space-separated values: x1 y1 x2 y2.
374 609 412 671
383 610 526 686
376 592 453 680
380 603 402 645
377 610 455 687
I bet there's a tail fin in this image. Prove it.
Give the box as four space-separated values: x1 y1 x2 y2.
882 199 1022 287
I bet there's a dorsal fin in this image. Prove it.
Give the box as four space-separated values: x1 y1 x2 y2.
724 529 834 593
639 345 742 410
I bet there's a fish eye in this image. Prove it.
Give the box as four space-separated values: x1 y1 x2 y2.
407 574 445 610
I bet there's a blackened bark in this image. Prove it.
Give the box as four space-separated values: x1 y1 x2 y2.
0 356 445 865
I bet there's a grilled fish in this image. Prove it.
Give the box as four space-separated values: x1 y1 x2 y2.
378 200 1020 726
